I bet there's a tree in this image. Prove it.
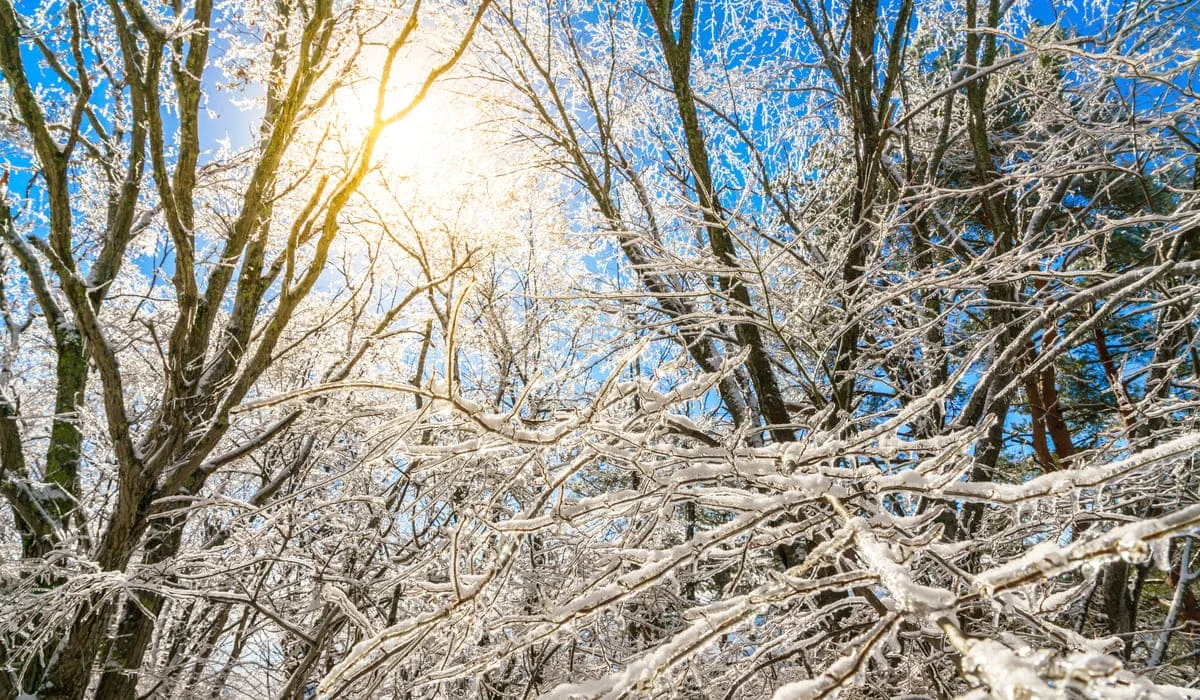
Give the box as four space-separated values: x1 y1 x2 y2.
4 0 1200 697
0 0 489 696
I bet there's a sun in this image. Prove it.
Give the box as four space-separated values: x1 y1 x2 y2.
330 48 480 187
372 98 448 180
321 46 536 260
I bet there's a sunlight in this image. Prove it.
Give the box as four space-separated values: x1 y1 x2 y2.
314 45 551 282
336 61 466 183
11 0 1200 696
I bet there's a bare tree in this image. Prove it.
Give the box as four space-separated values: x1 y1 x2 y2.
5 0 1200 697
0 0 489 696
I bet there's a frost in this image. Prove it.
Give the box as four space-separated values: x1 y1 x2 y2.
6 1 1200 698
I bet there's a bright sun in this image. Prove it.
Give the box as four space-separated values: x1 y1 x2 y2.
323 47 534 259
333 52 478 186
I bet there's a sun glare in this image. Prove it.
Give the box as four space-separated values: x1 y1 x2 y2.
322 47 536 261
334 56 476 185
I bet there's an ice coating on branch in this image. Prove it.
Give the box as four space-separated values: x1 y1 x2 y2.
9 0 1200 696
977 504 1200 592
770 650 864 700
957 635 1193 700
870 431 1200 503
849 517 955 616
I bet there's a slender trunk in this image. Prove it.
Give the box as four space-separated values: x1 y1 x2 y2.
1099 559 1147 659
43 333 87 519
1021 343 1055 471
1038 323 1075 465
646 0 793 443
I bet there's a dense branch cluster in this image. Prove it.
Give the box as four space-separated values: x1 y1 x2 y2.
2 0 1200 698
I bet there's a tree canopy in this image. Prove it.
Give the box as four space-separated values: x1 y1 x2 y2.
2 0 1200 697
